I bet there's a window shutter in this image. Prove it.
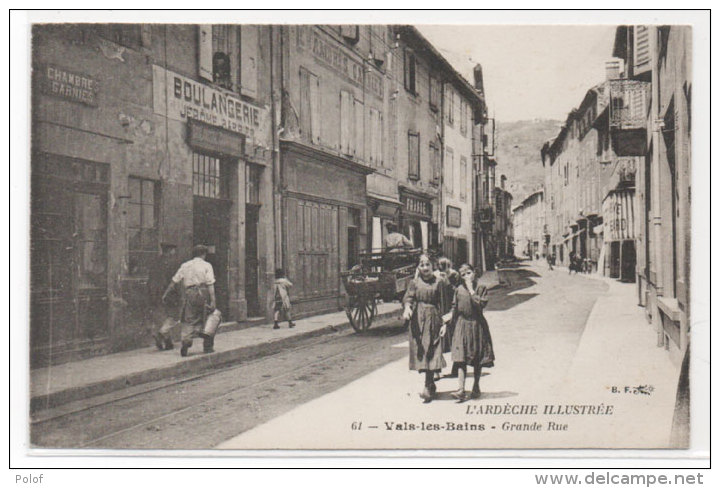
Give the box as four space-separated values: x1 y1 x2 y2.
340 91 354 156
460 156 467 200
408 132 420 179
445 148 454 194
633 25 651 76
375 111 385 166
354 98 364 159
310 75 321 144
299 68 312 141
404 51 410 90
240 25 258 98
198 25 213 81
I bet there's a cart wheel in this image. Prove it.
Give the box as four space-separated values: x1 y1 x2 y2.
346 295 376 332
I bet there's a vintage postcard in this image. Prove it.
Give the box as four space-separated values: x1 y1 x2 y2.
13 10 708 461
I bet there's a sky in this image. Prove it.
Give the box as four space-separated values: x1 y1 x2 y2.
418 25 618 123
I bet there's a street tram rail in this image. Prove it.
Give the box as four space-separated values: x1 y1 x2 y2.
31 320 405 448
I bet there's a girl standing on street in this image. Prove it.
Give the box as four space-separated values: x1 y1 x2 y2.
436 257 460 378
273 268 296 329
402 254 447 403
447 263 495 401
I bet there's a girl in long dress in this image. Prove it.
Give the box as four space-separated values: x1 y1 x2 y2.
402 254 447 403
447 263 495 401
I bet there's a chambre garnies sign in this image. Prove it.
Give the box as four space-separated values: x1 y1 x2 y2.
152 65 269 143
39 64 98 106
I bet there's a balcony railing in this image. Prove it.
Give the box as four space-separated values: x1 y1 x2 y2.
609 79 651 130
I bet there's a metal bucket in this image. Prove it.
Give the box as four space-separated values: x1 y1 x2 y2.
203 309 223 338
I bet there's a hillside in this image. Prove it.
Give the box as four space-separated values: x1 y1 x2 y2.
494 119 563 206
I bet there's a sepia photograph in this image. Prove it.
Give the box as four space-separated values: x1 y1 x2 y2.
11 9 709 465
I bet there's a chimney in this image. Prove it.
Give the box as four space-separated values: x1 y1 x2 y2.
473 64 484 94
605 60 620 80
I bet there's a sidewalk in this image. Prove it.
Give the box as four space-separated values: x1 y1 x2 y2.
30 302 402 413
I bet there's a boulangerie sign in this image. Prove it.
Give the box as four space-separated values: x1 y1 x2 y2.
152 65 269 144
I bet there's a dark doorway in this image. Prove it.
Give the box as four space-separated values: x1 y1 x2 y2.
609 241 621 278
30 154 109 365
193 196 231 316
621 240 636 283
245 203 261 317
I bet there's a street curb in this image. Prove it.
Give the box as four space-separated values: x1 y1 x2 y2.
30 308 402 413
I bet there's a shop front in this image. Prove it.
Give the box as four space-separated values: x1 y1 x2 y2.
280 141 372 317
602 188 636 282
153 65 273 323
398 185 437 253
367 192 402 253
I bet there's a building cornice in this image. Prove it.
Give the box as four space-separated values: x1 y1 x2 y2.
280 139 375 175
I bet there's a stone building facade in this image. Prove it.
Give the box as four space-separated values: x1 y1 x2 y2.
512 190 545 260
31 24 274 365
30 23 491 363
612 25 692 365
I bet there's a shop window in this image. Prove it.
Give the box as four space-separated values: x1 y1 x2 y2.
404 49 417 95
407 131 420 180
128 177 159 277
193 152 229 199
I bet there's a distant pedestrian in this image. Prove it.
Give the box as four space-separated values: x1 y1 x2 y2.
162 244 216 357
402 254 447 403
446 264 495 402
546 253 554 271
273 268 296 329
568 252 578 275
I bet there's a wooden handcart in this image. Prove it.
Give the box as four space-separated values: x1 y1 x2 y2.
340 248 422 332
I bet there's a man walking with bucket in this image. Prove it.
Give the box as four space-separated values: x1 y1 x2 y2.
162 244 217 357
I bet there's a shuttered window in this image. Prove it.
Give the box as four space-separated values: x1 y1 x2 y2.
445 147 454 194
240 25 258 97
340 90 354 156
369 107 384 166
300 68 320 144
633 25 651 75
460 100 468 136
408 132 420 179
460 155 468 201
354 98 364 160
404 49 417 94
197 25 257 97
429 75 440 111
430 142 440 184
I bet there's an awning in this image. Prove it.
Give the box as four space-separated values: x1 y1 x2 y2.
562 228 586 242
